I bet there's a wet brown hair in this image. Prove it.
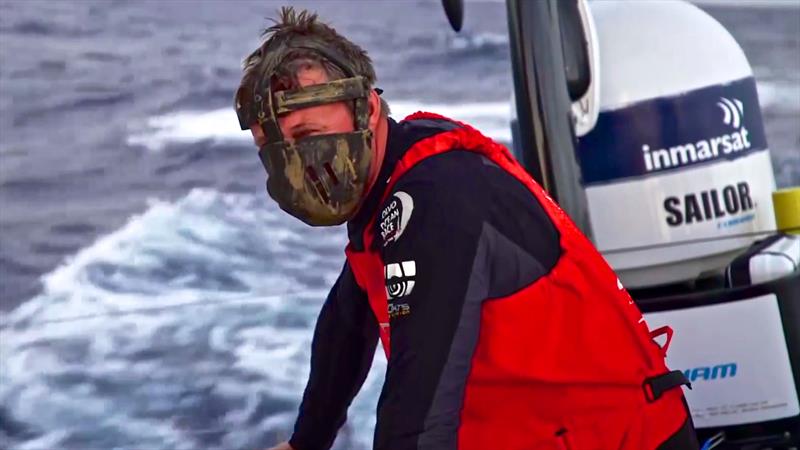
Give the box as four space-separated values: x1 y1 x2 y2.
240 7 389 115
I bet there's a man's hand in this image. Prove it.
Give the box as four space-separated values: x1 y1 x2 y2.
264 441 294 450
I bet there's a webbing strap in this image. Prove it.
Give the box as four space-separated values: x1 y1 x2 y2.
643 370 692 402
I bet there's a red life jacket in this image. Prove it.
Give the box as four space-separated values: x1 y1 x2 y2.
345 113 690 449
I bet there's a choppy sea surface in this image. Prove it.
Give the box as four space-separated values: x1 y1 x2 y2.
1 1 798 449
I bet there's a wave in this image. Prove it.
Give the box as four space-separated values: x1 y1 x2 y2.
2 189 346 324
756 79 800 114
1 189 383 450
126 109 244 152
3 19 102 38
447 32 509 53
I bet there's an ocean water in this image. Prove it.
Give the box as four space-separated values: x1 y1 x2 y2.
0 1 798 449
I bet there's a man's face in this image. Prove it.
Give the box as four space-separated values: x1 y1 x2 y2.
249 65 355 148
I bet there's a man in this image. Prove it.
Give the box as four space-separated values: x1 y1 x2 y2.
235 7 699 450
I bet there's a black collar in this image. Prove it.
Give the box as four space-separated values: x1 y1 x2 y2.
345 116 461 250
347 117 401 250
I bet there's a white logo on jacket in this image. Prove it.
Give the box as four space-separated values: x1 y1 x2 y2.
384 260 416 299
380 191 414 246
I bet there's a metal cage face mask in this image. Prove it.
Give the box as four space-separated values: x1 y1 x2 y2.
235 42 376 226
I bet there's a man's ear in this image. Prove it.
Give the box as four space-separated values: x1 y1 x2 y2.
367 89 382 130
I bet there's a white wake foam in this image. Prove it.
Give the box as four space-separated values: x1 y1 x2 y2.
1 189 383 450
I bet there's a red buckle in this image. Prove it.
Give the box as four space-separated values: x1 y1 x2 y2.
649 325 674 357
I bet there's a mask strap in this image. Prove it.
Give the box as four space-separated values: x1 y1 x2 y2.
255 76 282 142
291 41 358 78
273 77 369 114
353 79 371 130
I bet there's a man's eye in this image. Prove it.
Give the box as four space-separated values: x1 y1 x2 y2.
295 129 319 140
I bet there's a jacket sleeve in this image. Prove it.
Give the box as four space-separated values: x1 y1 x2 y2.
372 152 560 450
289 262 379 450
